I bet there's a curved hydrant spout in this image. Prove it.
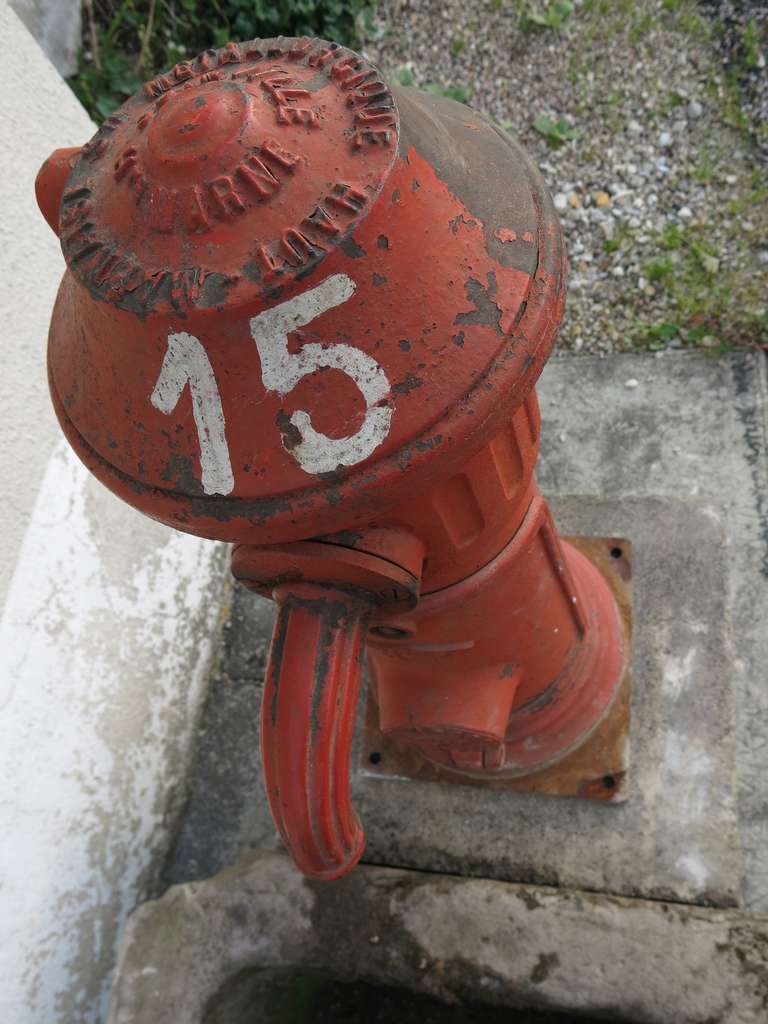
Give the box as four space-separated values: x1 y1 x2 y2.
262 582 372 880
231 527 425 880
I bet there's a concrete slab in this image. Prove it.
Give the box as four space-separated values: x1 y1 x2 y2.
111 850 768 1024
356 496 739 907
536 351 768 911
161 351 767 910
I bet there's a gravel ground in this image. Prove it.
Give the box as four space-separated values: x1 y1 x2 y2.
707 1 768 157
364 0 768 354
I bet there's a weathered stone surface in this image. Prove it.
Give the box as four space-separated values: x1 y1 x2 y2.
9 0 81 76
158 589 275 892
162 351 767 909
163 496 741 908
109 851 768 1024
536 351 768 910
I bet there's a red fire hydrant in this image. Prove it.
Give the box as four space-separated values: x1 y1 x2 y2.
36 36 625 881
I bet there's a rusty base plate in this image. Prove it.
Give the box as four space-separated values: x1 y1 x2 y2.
361 536 632 803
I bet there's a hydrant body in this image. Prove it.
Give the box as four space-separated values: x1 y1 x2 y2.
37 36 625 881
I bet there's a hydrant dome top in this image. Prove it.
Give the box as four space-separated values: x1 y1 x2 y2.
45 37 567 545
59 38 399 315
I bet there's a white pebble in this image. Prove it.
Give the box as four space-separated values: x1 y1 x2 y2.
554 192 568 212
678 206 693 220
687 99 703 120
624 378 639 389
658 131 673 148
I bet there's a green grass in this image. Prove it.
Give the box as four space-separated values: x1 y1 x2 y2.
638 221 767 348
520 1 574 32
69 0 374 121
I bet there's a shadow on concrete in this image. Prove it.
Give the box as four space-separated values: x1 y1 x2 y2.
204 967 611 1024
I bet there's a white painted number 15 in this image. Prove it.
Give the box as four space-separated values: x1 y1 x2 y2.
151 273 393 495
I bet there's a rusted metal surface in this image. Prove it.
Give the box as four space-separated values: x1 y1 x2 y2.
37 36 626 882
231 526 425 606
363 536 632 802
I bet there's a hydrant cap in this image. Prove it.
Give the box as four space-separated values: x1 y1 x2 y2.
43 37 566 545
58 39 399 315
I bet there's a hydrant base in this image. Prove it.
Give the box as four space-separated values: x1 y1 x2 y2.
362 535 632 802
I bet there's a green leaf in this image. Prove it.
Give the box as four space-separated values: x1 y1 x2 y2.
657 322 679 340
96 93 120 119
534 114 576 146
646 258 674 282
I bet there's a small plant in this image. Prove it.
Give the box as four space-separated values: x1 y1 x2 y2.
639 322 679 350
533 114 577 147
741 19 765 70
628 11 655 43
646 258 675 282
694 159 714 184
660 223 685 250
394 66 416 87
394 67 471 104
641 218 764 350
685 324 713 345
521 1 574 31
603 238 621 254
424 81 471 103
451 36 466 56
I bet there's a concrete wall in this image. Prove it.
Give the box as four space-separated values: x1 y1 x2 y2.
9 0 81 76
0 4 228 1020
